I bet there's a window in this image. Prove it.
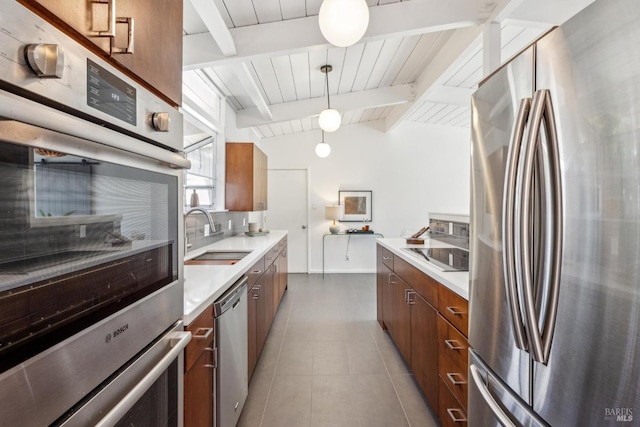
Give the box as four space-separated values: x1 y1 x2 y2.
184 137 215 209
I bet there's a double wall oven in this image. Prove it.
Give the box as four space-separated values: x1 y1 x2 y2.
0 2 190 426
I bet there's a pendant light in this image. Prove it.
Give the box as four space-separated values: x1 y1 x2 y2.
315 130 331 158
319 0 370 47
318 65 341 132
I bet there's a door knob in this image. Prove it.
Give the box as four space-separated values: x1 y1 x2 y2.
302 225 307 229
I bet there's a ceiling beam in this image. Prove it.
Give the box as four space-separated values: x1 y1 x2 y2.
232 63 273 121
188 0 272 120
188 0 236 56
383 0 526 132
424 85 475 107
183 0 491 69
235 84 414 128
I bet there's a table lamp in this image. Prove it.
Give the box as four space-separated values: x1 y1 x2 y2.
325 205 342 234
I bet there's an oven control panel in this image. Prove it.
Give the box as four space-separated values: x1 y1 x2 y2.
0 2 182 151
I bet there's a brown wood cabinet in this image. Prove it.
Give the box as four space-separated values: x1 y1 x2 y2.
225 143 268 212
390 272 412 364
439 377 468 427
438 314 469 411
184 306 215 427
380 263 394 332
410 290 439 412
247 237 288 379
377 243 469 424
19 0 183 106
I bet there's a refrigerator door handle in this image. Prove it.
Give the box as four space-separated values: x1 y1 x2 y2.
470 364 517 427
502 97 531 351
540 89 563 362
520 89 563 364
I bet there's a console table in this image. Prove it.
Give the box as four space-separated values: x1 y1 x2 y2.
322 232 384 278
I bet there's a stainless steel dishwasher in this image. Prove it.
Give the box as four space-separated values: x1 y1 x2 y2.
214 276 248 427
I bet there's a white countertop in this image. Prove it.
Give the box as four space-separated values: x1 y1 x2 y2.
376 238 469 300
183 231 287 324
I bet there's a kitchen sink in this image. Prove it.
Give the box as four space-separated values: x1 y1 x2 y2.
184 250 252 266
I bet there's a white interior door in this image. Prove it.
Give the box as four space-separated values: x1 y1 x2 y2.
267 169 308 273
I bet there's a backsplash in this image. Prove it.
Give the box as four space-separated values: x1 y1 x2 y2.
428 213 470 250
185 211 249 252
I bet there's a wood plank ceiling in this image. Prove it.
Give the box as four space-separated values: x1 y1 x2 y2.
182 0 593 138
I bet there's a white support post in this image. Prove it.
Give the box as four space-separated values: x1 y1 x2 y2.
483 22 502 78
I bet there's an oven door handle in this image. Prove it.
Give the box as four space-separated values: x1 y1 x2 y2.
95 331 191 427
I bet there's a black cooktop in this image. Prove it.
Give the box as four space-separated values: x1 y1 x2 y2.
404 247 469 272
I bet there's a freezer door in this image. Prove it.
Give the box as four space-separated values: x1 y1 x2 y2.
533 0 640 424
470 46 534 404
469 350 549 427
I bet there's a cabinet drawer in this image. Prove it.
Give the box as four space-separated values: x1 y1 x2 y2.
439 284 469 337
439 376 468 427
438 314 469 372
438 315 469 409
247 257 266 288
394 255 438 306
264 246 280 268
184 306 214 372
381 247 394 270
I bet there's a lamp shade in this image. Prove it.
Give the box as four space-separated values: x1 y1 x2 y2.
315 141 331 158
325 205 342 221
318 108 341 132
319 0 370 47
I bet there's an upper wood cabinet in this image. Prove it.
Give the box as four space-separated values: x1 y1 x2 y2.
18 0 183 106
225 143 268 212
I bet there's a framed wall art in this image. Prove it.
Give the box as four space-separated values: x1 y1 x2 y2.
338 190 372 222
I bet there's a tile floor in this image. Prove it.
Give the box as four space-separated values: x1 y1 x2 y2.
238 273 440 427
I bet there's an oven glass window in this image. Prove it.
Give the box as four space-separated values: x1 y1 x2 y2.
114 359 179 427
0 140 178 371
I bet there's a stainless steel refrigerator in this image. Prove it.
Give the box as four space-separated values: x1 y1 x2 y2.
469 0 640 425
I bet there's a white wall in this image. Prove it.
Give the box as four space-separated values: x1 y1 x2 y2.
258 120 471 273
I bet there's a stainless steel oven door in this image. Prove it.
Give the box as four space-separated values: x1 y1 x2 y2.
0 88 189 426
59 322 190 427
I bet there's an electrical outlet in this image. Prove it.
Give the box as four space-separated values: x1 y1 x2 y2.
204 224 210 237
79 225 86 238
228 219 232 230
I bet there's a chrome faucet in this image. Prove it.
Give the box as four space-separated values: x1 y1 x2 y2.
184 207 216 249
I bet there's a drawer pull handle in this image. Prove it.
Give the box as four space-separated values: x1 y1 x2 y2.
446 306 465 316
446 372 467 386
445 339 465 351
447 408 467 423
204 364 216 369
192 327 213 340
383 256 391 260
112 17 135 54
92 0 116 37
251 269 262 275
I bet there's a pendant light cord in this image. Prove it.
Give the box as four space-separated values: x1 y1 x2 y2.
325 67 331 109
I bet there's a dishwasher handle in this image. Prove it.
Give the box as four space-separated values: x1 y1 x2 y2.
214 276 248 317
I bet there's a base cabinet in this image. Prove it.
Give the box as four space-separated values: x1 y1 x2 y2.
184 350 214 427
411 291 439 410
377 243 468 423
248 237 287 379
184 306 215 427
